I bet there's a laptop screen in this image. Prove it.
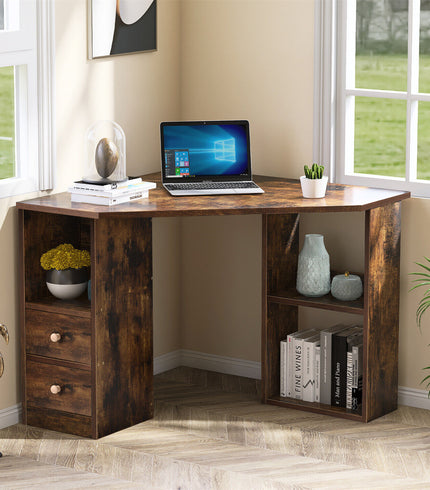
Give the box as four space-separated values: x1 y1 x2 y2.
161 120 251 183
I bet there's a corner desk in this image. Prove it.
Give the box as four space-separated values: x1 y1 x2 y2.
17 173 410 438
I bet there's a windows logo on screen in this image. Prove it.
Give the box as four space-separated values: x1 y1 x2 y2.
214 138 236 163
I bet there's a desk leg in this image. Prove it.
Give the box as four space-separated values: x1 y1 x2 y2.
93 215 153 438
261 214 299 403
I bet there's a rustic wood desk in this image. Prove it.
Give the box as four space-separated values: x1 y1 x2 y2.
17 173 410 438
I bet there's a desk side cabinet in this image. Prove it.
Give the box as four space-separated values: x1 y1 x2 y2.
262 202 401 422
19 209 153 438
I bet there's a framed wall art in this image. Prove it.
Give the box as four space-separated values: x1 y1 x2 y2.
89 0 157 59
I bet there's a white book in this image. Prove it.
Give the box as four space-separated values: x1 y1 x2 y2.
72 176 143 192
69 180 156 197
292 329 318 400
315 345 321 402
286 331 299 397
71 189 149 206
302 334 320 402
280 338 288 397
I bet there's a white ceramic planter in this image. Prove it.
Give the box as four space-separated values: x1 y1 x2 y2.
300 175 328 198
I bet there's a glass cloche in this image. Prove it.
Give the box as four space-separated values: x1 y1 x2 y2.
83 120 127 184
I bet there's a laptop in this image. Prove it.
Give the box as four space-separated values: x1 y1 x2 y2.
160 120 264 196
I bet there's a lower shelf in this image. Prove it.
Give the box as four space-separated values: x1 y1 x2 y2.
266 396 363 421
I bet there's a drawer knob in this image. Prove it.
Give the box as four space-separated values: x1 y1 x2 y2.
50 384 62 394
50 332 61 343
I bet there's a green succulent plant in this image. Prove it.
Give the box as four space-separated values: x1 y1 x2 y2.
304 163 325 179
409 256 430 397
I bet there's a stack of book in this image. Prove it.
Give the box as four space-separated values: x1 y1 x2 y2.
68 177 156 206
280 323 363 410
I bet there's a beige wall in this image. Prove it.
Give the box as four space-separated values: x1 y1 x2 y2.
0 0 182 411
1 0 429 413
179 0 315 362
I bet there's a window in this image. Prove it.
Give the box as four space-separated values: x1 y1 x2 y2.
0 0 54 198
314 0 430 197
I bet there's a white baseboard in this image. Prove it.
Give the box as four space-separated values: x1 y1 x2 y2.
154 350 429 410
398 386 430 410
180 349 261 380
154 349 260 379
0 403 21 429
154 350 182 375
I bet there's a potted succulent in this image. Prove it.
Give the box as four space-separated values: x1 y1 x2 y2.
409 257 430 397
40 243 91 300
300 163 328 198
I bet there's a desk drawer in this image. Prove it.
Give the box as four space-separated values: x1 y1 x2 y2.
26 359 91 416
26 309 91 365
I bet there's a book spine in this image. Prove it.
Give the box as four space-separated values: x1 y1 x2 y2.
69 183 154 197
331 335 347 407
315 345 321 403
320 331 331 405
280 339 287 397
346 351 353 409
293 337 304 399
302 341 315 402
71 190 148 206
351 344 363 411
286 333 296 397
72 177 142 191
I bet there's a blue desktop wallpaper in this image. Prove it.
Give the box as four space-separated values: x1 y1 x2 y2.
163 124 249 176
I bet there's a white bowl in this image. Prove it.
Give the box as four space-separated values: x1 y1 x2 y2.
46 282 88 300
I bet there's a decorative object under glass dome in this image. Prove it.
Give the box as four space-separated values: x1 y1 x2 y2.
84 120 127 184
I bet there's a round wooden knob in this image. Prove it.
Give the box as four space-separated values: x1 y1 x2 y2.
50 332 61 343
50 384 62 395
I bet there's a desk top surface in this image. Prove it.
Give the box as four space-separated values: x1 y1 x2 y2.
16 173 411 219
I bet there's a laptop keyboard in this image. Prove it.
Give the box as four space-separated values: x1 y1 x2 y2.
165 182 260 191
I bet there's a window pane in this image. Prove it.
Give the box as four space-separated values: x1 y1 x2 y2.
417 101 430 179
356 0 408 91
0 0 4 30
420 1 430 93
354 97 406 178
0 66 15 179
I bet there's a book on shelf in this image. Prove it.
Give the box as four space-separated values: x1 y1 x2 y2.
70 189 149 206
346 335 363 410
331 325 363 407
280 338 288 397
351 343 363 411
69 179 156 197
320 323 350 405
286 330 301 397
292 329 318 400
314 345 321 403
302 334 320 402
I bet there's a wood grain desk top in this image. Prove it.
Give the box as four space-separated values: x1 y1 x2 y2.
16 173 411 219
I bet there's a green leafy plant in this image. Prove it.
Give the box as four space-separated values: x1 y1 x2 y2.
409 256 430 396
304 163 325 179
40 243 91 271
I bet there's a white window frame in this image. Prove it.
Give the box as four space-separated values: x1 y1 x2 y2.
314 0 430 197
0 0 55 198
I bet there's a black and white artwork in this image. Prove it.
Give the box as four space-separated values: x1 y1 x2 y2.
90 0 156 58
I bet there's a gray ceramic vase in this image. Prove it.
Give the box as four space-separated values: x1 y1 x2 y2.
296 234 330 297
